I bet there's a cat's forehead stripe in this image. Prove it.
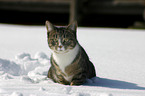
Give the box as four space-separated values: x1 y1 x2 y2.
48 27 75 38
55 29 72 35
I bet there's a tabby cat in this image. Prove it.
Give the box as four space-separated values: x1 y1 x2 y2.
45 20 96 85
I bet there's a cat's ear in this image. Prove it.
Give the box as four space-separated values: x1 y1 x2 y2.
67 21 77 32
45 20 54 32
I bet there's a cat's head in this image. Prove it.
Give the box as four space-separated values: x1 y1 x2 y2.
45 21 78 54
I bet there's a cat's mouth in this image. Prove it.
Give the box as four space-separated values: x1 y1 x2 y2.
53 46 69 54
54 50 69 54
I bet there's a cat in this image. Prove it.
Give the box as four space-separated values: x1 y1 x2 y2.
45 20 96 85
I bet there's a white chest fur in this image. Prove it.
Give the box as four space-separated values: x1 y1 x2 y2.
52 44 79 74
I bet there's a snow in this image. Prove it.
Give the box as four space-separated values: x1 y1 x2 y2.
0 24 145 96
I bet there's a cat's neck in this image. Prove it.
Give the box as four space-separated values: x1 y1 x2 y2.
52 44 80 73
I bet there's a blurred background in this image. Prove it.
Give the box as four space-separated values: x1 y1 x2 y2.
0 0 145 28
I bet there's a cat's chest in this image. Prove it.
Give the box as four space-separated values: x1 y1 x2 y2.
52 44 79 74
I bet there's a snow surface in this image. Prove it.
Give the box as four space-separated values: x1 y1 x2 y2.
0 24 145 96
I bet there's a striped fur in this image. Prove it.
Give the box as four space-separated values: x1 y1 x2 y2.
46 21 96 85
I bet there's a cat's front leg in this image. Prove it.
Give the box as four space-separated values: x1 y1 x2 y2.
57 75 70 85
70 73 86 86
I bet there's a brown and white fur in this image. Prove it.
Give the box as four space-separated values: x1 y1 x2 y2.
45 20 96 85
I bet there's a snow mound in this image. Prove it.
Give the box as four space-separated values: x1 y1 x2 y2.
0 73 13 80
10 92 23 96
34 52 50 66
0 52 50 81
0 58 21 76
20 75 35 83
34 52 49 60
15 53 31 61
14 52 50 75
15 53 40 75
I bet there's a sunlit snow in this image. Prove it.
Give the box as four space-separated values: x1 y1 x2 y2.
0 24 145 96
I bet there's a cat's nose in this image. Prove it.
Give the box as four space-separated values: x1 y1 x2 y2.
58 45 63 48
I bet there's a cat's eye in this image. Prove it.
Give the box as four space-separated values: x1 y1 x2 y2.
63 39 70 45
64 39 68 42
49 39 57 46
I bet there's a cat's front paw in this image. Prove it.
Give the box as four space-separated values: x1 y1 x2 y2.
70 80 84 86
70 82 75 86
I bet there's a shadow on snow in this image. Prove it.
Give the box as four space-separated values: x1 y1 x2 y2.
84 77 145 90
